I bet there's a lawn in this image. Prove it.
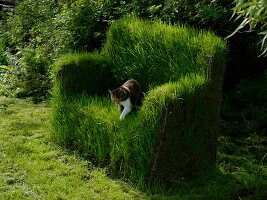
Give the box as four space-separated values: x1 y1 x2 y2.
0 96 266 200
0 97 145 200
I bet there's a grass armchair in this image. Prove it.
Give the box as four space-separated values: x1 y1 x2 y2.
51 17 227 187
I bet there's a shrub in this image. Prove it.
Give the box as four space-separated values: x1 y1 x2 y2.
4 0 60 50
52 0 104 54
158 0 233 32
4 0 112 58
0 47 51 100
0 0 120 99
0 0 62 99
0 42 8 66
52 17 227 187
1 0 263 100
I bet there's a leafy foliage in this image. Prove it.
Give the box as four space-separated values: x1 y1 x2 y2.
4 0 60 49
228 0 267 56
0 47 51 101
155 0 232 31
0 0 127 98
0 0 61 99
0 0 265 99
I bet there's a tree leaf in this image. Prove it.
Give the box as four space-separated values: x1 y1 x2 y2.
226 18 250 39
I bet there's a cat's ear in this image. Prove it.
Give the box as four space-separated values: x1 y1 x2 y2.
108 90 113 96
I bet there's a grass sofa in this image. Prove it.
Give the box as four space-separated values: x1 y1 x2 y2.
51 17 227 187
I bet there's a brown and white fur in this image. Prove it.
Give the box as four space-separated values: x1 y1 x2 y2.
109 79 143 120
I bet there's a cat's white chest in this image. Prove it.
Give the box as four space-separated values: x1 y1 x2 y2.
119 98 132 120
120 98 131 107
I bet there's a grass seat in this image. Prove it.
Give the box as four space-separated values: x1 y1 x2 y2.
52 16 227 187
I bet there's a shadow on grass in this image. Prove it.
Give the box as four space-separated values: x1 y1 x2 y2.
148 135 267 200
150 165 267 200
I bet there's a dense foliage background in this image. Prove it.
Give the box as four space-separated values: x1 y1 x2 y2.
0 0 266 138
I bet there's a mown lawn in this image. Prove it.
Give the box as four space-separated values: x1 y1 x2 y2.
0 97 146 200
0 96 266 200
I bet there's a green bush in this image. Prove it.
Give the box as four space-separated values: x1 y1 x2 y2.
51 0 104 54
0 0 119 99
0 0 62 99
4 0 111 58
4 0 60 50
52 17 227 187
159 0 232 30
2 0 234 61
0 47 51 100
0 0 262 100
0 53 7 66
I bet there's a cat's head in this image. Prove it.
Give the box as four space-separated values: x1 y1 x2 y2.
109 88 129 104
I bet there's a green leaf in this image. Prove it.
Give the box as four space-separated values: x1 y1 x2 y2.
260 31 267 50
226 18 250 39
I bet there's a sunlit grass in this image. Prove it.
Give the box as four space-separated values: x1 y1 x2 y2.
0 96 146 200
104 16 226 91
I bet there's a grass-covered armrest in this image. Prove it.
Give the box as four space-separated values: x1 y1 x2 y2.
51 16 227 187
53 52 115 95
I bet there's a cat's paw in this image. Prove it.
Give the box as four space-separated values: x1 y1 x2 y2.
120 115 125 120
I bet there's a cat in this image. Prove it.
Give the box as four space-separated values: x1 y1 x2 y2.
109 79 144 120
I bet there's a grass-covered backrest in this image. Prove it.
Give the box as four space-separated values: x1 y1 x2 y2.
104 17 226 90
52 16 227 188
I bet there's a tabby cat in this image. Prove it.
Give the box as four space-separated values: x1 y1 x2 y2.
109 79 144 120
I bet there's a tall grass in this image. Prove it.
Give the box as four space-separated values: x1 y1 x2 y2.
52 52 116 95
104 16 226 90
52 75 208 187
51 17 227 187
